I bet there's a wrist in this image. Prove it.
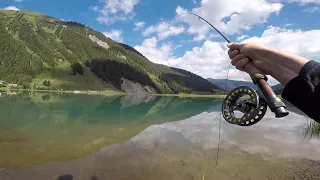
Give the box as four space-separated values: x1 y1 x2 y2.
265 48 310 85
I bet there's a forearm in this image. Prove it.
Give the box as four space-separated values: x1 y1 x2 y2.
266 47 310 85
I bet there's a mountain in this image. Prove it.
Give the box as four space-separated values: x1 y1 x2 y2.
0 10 219 94
272 84 285 95
208 77 286 96
207 78 256 92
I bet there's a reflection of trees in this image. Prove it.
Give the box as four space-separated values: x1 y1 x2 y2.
41 95 50 102
144 96 174 118
0 94 218 168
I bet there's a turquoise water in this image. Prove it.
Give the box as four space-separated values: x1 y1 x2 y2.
0 93 219 168
0 93 320 180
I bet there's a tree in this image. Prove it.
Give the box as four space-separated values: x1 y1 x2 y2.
22 83 31 89
43 80 51 87
71 63 84 75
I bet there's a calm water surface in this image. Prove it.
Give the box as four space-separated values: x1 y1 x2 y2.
0 92 319 180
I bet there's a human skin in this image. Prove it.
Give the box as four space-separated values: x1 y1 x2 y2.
227 42 310 86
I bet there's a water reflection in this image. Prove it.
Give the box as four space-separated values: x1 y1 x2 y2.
0 93 217 168
41 94 51 101
1 94 320 180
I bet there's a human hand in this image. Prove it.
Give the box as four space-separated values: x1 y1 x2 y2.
227 42 274 76
227 42 310 85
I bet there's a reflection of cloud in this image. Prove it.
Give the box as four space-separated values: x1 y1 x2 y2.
3 107 320 180
130 109 320 161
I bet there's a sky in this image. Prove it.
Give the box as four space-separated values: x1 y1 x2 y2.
1 0 320 85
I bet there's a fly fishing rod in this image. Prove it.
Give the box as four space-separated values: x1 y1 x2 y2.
185 12 289 126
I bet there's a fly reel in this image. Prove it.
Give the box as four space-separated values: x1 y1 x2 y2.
222 86 268 126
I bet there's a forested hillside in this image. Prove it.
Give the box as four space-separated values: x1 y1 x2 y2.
0 10 219 94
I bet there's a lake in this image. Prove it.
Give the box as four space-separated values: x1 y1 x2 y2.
0 92 320 180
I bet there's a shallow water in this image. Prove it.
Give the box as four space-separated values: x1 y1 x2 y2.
0 92 319 180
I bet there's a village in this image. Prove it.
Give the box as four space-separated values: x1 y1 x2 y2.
0 80 18 97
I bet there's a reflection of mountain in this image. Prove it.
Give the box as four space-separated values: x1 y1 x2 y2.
0 93 215 168
2 107 320 180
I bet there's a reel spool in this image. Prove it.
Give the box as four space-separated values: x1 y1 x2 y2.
222 86 268 126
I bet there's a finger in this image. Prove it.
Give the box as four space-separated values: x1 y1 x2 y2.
242 62 264 75
227 42 246 50
231 54 247 66
235 58 249 71
228 50 239 59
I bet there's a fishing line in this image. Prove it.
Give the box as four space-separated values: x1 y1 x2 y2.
201 114 220 180
162 10 289 180
201 64 231 180
163 11 233 180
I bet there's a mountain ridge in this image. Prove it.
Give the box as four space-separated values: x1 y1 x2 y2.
0 9 220 94
207 78 285 95
207 78 256 92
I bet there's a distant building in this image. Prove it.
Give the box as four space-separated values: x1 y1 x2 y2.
7 83 18 87
7 92 17 96
73 90 81 94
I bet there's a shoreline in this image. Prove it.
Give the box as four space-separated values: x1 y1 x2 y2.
2 88 282 99
3 88 228 98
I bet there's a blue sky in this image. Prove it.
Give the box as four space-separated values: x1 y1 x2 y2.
1 0 320 84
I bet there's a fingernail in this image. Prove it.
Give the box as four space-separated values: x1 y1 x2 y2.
227 43 232 47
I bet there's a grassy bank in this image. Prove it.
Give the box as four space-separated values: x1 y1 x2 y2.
9 88 126 96
0 87 9 92
3 88 283 99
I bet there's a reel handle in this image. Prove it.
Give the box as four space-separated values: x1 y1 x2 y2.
250 73 289 118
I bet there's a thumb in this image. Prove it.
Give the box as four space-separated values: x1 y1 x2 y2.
227 42 246 50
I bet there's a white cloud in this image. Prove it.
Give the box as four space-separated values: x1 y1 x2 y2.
167 41 230 78
100 0 138 15
103 29 124 43
93 0 139 24
175 0 283 41
97 15 130 25
3 6 20 10
134 21 145 31
143 21 185 40
14 0 24 2
302 6 320 12
284 0 320 4
135 26 320 86
134 37 231 78
237 35 249 41
134 37 174 65
269 0 320 4
242 26 320 59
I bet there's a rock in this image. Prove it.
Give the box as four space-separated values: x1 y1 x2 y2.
120 78 157 95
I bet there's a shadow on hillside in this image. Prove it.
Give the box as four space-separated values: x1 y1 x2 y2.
85 59 158 91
